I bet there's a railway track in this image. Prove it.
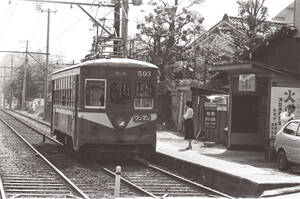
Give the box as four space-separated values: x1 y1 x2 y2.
100 159 233 198
0 111 88 199
0 110 148 198
6 109 234 198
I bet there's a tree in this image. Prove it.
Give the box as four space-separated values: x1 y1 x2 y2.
134 0 205 80
235 0 274 57
1 52 64 109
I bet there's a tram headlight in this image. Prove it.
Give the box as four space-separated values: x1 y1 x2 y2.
116 118 126 129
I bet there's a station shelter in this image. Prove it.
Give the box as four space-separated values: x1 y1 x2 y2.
211 23 300 153
212 61 300 150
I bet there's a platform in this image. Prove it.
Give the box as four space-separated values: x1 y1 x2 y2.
155 131 300 198
13 111 300 198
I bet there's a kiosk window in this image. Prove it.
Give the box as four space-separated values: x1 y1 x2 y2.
85 79 106 108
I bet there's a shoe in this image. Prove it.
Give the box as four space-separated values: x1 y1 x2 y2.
185 146 192 150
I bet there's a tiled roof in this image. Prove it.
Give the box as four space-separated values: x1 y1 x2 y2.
226 15 286 33
193 14 286 45
211 61 300 78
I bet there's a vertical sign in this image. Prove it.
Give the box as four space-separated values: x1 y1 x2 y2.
204 102 217 129
269 87 300 139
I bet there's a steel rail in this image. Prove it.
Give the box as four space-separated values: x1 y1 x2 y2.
10 110 50 127
100 166 159 199
136 158 234 199
3 110 61 146
9 110 233 198
0 116 90 199
0 176 6 199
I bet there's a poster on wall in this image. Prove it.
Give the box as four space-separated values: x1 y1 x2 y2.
269 87 300 139
204 102 217 129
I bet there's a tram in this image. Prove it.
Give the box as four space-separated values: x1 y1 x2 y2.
51 58 159 156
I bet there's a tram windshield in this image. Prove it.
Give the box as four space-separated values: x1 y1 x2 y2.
110 81 131 104
134 82 153 109
85 79 106 108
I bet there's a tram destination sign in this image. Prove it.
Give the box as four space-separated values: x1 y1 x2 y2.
133 114 151 122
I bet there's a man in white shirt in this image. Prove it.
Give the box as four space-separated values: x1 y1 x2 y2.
280 104 296 129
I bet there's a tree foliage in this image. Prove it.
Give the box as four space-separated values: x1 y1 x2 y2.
1 53 63 108
235 0 272 56
134 0 205 80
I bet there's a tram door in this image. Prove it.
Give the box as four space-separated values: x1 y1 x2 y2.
72 75 80 150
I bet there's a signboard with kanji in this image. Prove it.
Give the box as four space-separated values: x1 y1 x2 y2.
269 87 300 139
204 102 217 129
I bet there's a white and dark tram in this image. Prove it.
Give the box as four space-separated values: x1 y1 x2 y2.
51 58 159 156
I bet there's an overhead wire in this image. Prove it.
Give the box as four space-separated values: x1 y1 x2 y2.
51 8 72 39
29 11 43 41
51 14 87 44
0 2 18 48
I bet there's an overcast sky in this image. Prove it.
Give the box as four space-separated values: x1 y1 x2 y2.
0 0 293 63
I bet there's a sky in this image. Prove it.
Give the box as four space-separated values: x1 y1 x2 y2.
0 0 294 64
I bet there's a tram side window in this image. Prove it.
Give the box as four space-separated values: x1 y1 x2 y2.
134 82 153 109
85 79 106 108
53 76 75 107
110 81 131 104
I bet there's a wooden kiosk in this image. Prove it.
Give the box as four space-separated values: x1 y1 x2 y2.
211 61 300 150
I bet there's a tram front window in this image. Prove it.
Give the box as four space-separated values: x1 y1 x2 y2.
110 81 131 104
85 79 106 108
134 82 153 109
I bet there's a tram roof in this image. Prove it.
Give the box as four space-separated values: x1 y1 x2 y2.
52 58 158 75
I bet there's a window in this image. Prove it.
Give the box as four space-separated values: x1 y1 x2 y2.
85 79 106 108
239 74 256 91
53 76 76 107
284 122 299 136
110 81 131 104
134 82 153 109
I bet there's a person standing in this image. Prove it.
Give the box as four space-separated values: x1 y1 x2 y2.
183 101 194 150
280 104 296 129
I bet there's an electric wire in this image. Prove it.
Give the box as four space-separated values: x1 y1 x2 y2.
51 14 86 44
51 8 71 39
29 12 43 41
0 2 18 48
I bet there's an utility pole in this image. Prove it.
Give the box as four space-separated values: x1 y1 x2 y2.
113 0 121 55
10 56 13 109
3 63 6 109
42 8 55 121
21 40 29 110
121 0 129 56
